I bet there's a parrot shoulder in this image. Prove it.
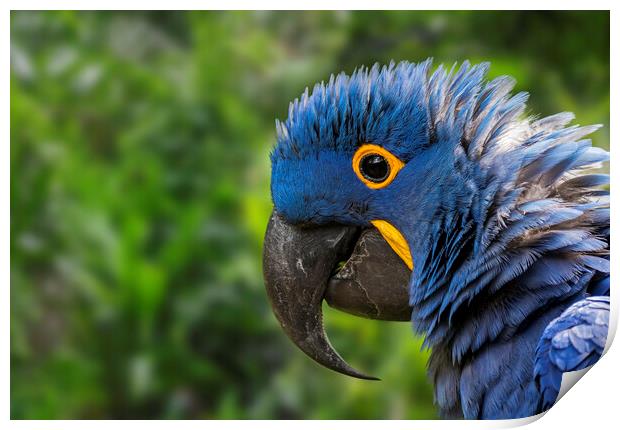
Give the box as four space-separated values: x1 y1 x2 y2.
534 295 609 411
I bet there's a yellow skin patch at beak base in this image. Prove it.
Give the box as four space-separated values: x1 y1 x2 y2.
371 220 413 270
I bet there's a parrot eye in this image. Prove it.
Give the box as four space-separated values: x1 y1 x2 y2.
360 154 389 182
352 144 405 189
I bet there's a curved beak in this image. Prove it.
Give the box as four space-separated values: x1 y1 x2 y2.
263 210 412 380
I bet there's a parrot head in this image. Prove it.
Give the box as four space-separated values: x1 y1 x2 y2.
264 59 460 379
262 59 607 380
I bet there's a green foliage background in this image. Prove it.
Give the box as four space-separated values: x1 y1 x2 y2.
11 11 609 419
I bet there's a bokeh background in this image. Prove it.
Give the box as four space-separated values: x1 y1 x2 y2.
11 10 609 419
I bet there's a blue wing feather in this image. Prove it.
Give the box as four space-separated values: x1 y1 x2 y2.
534 296 609 411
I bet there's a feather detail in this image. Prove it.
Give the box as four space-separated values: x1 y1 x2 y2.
534 297 609 411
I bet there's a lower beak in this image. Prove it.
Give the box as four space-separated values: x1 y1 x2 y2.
262 210 412 380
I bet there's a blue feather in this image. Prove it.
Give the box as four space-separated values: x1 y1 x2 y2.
534 297 609 410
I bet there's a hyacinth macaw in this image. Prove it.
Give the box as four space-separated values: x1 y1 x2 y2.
262 60 610 419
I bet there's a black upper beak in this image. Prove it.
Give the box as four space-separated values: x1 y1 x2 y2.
263 210 412 380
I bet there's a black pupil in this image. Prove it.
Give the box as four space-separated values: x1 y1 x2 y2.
360 154 389 182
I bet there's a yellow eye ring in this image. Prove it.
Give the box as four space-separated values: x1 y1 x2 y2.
352 144 405 189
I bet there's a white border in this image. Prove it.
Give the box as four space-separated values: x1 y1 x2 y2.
4 2 617 428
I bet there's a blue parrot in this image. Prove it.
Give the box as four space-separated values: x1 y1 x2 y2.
262 59 610 419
